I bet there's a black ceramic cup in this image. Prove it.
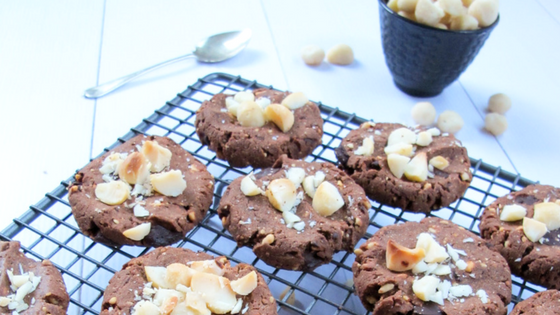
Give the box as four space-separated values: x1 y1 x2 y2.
378 0 499 97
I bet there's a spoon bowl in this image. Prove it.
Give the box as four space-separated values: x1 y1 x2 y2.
84 29 252 99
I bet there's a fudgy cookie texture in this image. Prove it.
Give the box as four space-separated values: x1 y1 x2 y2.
353 217 511 315
100 246 277 315
479 184 560 289
69 134 214 247
218 155 370 271
510 290 560 315
195 88 323 168
336 122 471 213
0 241 69 314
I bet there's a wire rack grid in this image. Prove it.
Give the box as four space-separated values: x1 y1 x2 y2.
0 72 543 315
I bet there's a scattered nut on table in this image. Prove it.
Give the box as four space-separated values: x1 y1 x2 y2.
487 93 511 114
326 44 354 65
437 110 464 134
484 113 507 136
301 45 325 66
411 101 436 126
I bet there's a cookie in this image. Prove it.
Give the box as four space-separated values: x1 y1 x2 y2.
335 122 471 213
218 155 370 271
353 217 511 315
100 246 277 315
479 184 560 289
0 241 69 314
69 135 214 247
195 88 323 168
510 290 560 315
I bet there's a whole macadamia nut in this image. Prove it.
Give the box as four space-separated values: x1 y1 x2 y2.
485 113 507 135
398 0 418 12
411 102 437 126
438 0 466 16
326 44 354 65
415 0 445 26
437 110 464 134
301 45 325 66
487 93 511 114
468 0 499 27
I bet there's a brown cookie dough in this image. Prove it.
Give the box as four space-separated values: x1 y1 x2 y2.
218 155 370 271
100 246 277 315
353 217 511 315
195 88 323 168
479 184 560 289
0 241 69 315
510 290 560 315
69 135 214 247
335 122 471 213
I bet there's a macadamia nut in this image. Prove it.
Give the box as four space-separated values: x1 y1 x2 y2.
438 0 466 16
398 0 419 12
484 113 507 136
301 45 325 66
487 93 511 114
326 44 354 65
411 102 437 126
415 0 445 26
468 0 499 27
450 14 479 30
437 110 464 134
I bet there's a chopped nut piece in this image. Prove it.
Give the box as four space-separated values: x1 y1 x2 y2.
264 104 295 132
141 141 172 173
378 283 395 294
95 181 131 205
226 97 240 116
429 156 449 170
415 131 433 146
499 204 527 222
427 127 441 136
360 122 376 129
230 271 258 295
312 181 345 216
186 291 211 315
461 172 470 181
404 152 428 182
387 154 411 179
313 171 326 187
386 240 425 271
387 128 416 146
123 223 151 241
189 260 225 276
412 275 440 301
132 300 160 315
354 136 375 156
283 211 302 228
281 92 308 110
262 234 275 245
237 101 266 127
240 174 263 196
302 175 316 198
523 217 548 242
416 233 449 263
234 91 255 103
165 263 195 288
533 202 560 230
190 272 237 314
119 152 151 185
384 143 414 157
286 167 306 187
449 284 473 297
266 179 297 212
150 170 187 197
145 266 170 289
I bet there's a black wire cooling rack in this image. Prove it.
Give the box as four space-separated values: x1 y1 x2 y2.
0 73 543 315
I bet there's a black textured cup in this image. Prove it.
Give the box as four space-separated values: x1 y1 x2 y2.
379 0 499 97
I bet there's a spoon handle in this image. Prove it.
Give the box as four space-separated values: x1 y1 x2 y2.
84 53 195 99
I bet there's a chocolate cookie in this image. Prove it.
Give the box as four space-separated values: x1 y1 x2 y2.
100 246 277 315
69 135 214 247
353 217 511 315
479 184 560 289
195 88 323 168
336 122 471 213
218 155 370 271
0 241 69 314
510 290 560 315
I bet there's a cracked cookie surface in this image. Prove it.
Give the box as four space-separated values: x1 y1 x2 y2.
69 135 214 247
335 122 471 213
479 184 560 289
195 88 323 168
510 290 560 315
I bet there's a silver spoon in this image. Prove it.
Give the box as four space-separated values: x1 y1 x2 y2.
84 28 252 99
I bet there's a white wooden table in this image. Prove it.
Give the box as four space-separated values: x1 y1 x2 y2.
1 0 559 231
